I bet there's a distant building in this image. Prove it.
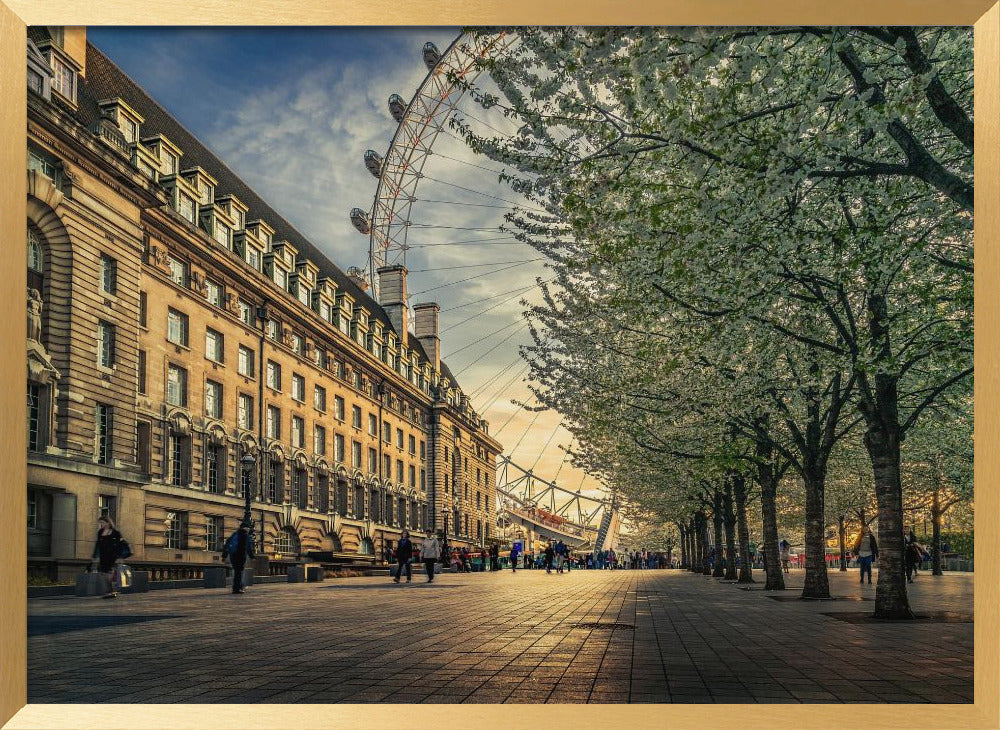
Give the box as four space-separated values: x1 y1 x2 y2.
25 27 502 581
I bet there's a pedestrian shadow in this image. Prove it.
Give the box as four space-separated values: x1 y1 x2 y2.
320 583 467 590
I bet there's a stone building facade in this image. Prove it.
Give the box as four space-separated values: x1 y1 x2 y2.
25 27 502 581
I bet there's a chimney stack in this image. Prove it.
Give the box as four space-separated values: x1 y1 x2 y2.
413 302 440 372
377 265 408 346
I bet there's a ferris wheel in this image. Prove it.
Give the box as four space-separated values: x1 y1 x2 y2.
349 30 517 298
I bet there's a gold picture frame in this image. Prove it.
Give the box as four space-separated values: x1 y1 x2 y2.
0 2 996 728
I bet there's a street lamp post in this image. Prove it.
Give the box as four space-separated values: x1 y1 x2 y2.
241 452 256 526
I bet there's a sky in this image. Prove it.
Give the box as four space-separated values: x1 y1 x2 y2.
88 27 603 507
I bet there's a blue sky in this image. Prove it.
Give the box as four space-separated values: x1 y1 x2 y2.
87 27 596 500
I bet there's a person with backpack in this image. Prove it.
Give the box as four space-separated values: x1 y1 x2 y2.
420 532 441 583
222 521 256 594
510 544 520 572
90 515 130 599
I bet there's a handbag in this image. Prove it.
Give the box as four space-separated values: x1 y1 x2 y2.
117 538 133 560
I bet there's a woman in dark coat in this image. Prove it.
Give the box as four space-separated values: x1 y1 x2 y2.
91 515 123 598
393 529 414 583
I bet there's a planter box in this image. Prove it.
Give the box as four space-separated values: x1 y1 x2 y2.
75 572 110 596
305 565 325 582
124 571 150 593
204 566 229 588
287 566 306 583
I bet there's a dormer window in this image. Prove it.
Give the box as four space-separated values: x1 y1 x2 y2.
214 221 231 248
121 116 138 144
275 268 287 290
247 249 260 270
178 192 195 223
163 150 178 175
50 54 76 102
28 146 60 185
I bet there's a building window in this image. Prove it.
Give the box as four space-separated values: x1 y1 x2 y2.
420 440 426 460
352 405 362 430
205 444 224 493
382 421 391 444
96 403 113 465
291 416 304 449
239 299 253 325
166 364 187 407
314 385 326 412
27 383 42 452
382 453 391 478
28 147 60 185
178 193 195 223
420 468 426 491
205 328 224 363
409 465 416 489
315 347 328 369
368 413 377 437
274 268 288 290
247 248 260 271
334 396 345 421
368 448 378 475
267 460 283 503
97 321 115 368
294 469 309 509
290 332 304 356
297 286 310 307
291 374 305 402
167 256 188 287
100 254 117 295
162 150 178 175
396 460 404 484
409 435 416 456
213 222 230 248
27 227 44 280
351 441 362 469
137 420 151 473
28 68 44 96
50 54 76 101
98 494 117 524
237 393 253 430
238 345 255 377
314 424 326 456
206 515 224 552
266 361 281 391
316 473 329 512
266 405 281 440
335 433 345 463
167 308 189 346
121 116 138 144
139 291 147 328
206 280 223 307
164 511 187 549
137 350 147 394
274 526 300 556
205 380 223 419
396 429 404 450
168 434 188 486
267 319 281 341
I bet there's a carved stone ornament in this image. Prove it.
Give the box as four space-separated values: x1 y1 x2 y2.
207 425 228 447
239 436 258 458
168 411 192 437
27 288 43 343
224 292 240 315
148 245 170 272
189 270 208 296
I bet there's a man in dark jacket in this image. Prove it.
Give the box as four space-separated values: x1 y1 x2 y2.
393 530 414 583
223 521 256 594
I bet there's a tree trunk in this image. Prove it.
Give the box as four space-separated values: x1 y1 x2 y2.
931 489 943 576
734 473 754 583
690 516 701 573
712 492 725 577
723 480 738 580
757 455 785 591
838 515 848 571
698 511 712 576
678 523 688 569
801 468 831 599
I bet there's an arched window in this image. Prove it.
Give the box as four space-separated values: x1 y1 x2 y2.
273 526 300 556
359 536 375 555
27 225 44 291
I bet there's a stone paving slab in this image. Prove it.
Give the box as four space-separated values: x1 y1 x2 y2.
26 568 973 704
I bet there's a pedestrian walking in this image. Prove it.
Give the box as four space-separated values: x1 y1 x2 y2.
222 520 256 595
544 543 555 573
90 515 130 599
393 529 414 583
420 533 442 583
490 543 500 572
510 544 520 572
905 534 923 583
854 528 878 585
779 540 791 574
556 540 567 573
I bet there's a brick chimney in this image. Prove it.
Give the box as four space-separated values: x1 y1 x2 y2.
413 302 440 372
377 265 408 346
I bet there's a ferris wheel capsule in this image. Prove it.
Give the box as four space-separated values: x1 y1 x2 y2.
423 42 442 70
388 93 407 124
363 149 383 178
350 207 371 235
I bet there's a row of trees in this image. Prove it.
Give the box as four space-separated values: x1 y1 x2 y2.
459 27 973 618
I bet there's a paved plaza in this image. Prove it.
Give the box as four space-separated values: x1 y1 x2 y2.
27 568 973 704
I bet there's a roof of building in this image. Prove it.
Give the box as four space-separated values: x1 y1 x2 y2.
30 27 463 388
